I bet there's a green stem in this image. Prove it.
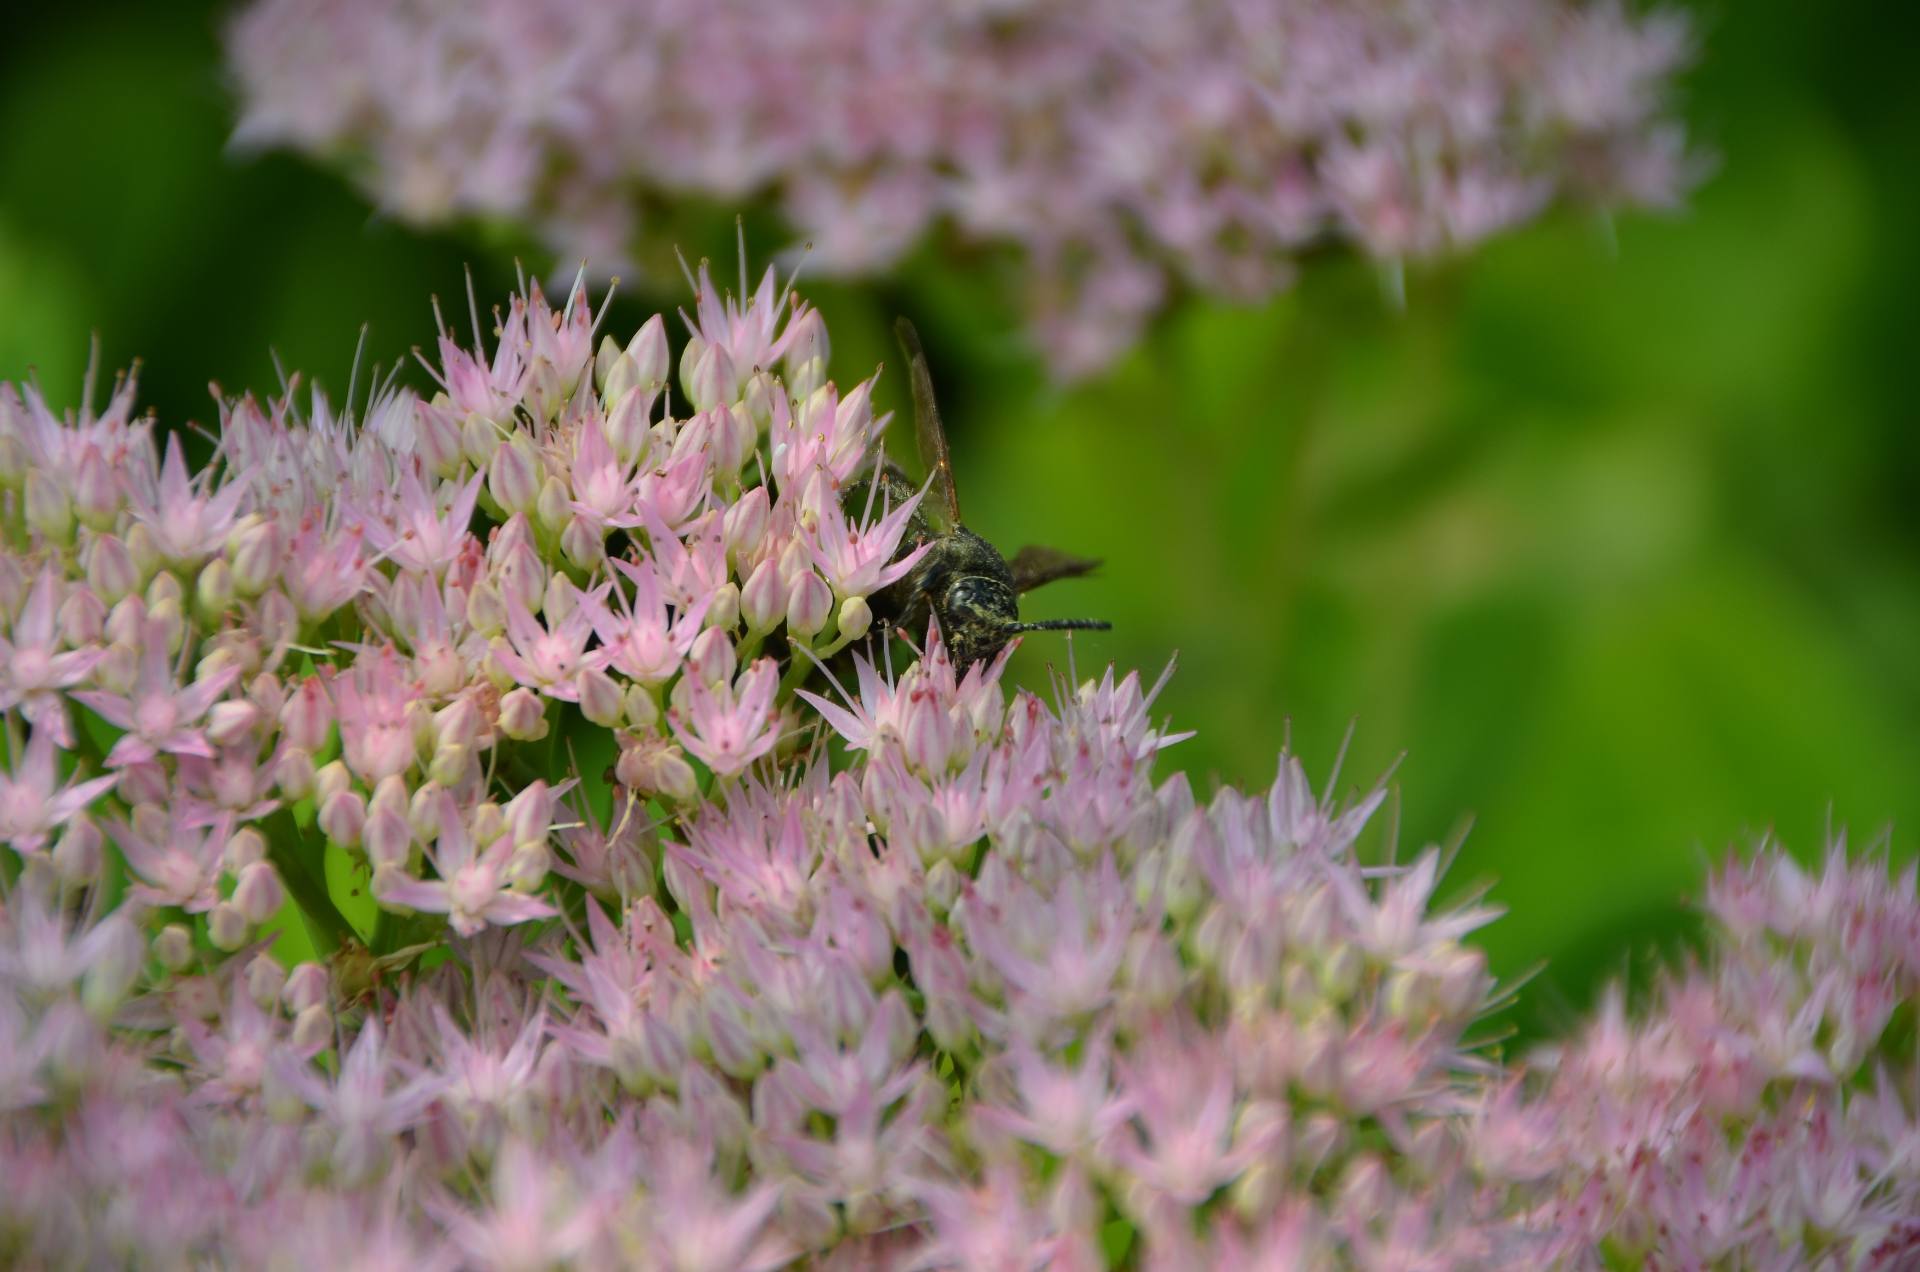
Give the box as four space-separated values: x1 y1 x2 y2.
261 810 352 956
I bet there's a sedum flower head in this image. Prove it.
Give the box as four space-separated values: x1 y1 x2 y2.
1 270 1911 1268
226 0 1697 376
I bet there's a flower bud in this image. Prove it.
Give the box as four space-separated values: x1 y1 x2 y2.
507 841 549 893
195 557 237 621
274 747 317 800
709 403 758 477
318 788 367 847
208 901 250 952
740 559 784 634
462 412 503 468
428 741 470 788
466 579 508 635
624 685 659 730
56 587 104 646
283 962 330 1014
594 333 623 392
86 533 141 604
723 486 770 562
604 383 653 468
280 677 334 751
233 861 286 925
706 582 740 632
226 514 282 596
414 400 465 477
578 666 624 726
408 782 446 840
684 339 737 413
497 687 548 741
535 474 572 536
52 815 104 884
488 433 541 514
525 357 567 422
246 953 287 1009
24 470 73 541
628 314 668 387
224 826 268 874
837 595 872 641
81 915 145 1018
314 760 352 807
155 923 196 972
365 808 413 871
561 518 606 571
786 570 832 639
206 699 260 748
291 1003 333 1054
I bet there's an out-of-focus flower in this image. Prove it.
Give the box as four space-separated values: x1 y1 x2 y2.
228 0 1697 375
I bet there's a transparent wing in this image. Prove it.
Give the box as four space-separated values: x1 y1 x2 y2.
1009 544 1102 593
895 317 960 531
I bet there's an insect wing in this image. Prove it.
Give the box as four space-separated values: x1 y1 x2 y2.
895 317 960 532
1009 544 1102 593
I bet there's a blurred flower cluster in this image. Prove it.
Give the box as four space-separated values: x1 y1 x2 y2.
226 0 1695 376
2 273 1914 1268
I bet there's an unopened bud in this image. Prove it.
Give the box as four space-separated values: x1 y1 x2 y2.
624 684 659 730
246 954 287 1009
279 677 333 751
466 580 508 635
274 747 316 800
535 474 572 536
507 842 549 892
365 808 413 871
24 471 73 541
706 582 740 632
837 595 872 641
605 384 653 467
628 314 669 387
723 486 770 561
283 962 330 1014
740 559 784 634
52 815 104 884
786 570 832 639
224 827 268 874
291 1003 333 1053
208 901 250 952
497 687 548 741
86 533 141 604
155 923 196 972
488 433 540 514
195 558 236 620
578 666 623 726
462 412 503 468
226 515 281 596
233 861 285 924
313 760 352 807
318 788 367 847
206 699 260 747
561 518 606 571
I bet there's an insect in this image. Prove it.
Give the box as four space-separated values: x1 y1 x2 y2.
851 319 1110 673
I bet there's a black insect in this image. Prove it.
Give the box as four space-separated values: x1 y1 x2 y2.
851 319 1110 673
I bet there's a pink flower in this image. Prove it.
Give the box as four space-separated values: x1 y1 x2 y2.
128 433 251 565
0 723 116 857
376 792 557 937
105 807 234 913
362 466 482 577
329 645 422 783
0 567 104 745
493 583 611 700
70 618 241 767
667 657 780 778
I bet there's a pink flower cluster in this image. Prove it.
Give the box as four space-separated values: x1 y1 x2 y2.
3 275 1915 1266
226 0 1695 376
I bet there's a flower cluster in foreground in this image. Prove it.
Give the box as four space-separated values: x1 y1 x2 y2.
2 275 1916 1268
227 0 1696 376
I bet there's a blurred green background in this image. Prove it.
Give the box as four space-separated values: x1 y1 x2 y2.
3 0 1915 1041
